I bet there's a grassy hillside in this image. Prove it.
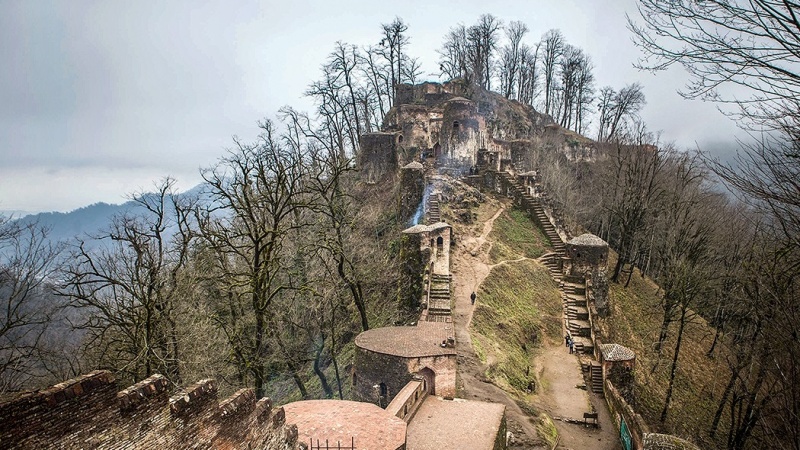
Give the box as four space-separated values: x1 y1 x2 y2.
472 260 562 394
488 209 550 264
470 207 562 395
598 253 730 449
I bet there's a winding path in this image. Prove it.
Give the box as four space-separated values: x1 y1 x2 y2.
451 201 620 450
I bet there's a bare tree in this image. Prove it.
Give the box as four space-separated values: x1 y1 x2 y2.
468 14 502 90
629 1 800 135
557 45 594 132
377 17 410 106
499 21 529 99
599 123 667 284
438 24 470 82
60 178 195 385
438 15 502 89
596 86 616 141
0 218 63 393
596 83 646 142
629 7 800 444
516 42 541 106
540 29 565 117
197 120 310 398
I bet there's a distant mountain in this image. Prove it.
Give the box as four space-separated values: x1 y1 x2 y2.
14 202 136 245
10 183 210 246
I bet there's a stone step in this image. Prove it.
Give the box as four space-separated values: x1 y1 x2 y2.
567 319 592 337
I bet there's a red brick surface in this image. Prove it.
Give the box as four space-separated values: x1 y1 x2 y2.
283 400 406 450
355 322 457 358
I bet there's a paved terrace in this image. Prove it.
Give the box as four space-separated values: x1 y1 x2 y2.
406 396 505 450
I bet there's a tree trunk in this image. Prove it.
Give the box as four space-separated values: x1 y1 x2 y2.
661 306 687 422
313 334 333 398
711 370 737 438
254 311 266 399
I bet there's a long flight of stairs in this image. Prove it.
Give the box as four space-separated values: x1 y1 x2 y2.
426 273 452 321
496 171 604 395
562 275 594 356
497 172 565 254
589 362 604 394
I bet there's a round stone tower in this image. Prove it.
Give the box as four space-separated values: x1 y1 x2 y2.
440 97 481 166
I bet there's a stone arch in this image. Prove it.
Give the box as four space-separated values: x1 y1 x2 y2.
398 134 404 143
437 236 444 250
418 367 436 395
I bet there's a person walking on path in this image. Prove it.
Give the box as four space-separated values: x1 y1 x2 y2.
565 333 570 347
470 291 476 305
568 338 574 354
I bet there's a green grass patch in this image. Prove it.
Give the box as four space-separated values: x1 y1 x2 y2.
535 413 559 449
471 260 562 395
488 209 549 263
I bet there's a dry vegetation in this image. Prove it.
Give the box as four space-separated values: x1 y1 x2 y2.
599 252 730 448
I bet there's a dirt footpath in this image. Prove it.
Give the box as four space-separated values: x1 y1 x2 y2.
450 202 620 450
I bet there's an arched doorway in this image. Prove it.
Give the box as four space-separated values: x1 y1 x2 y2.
418 367 435 395
437 236 444 251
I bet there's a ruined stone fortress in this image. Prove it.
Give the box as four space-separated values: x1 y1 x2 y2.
0 81 698 450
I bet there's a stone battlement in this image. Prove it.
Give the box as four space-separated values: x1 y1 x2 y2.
0 371 298 449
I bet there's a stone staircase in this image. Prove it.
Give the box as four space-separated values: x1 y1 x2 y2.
426 273 452 319
428 199 441 223
561 275 595 356
494 171 604 395
498 172 565 255
538 252 563 282
589 362 604 394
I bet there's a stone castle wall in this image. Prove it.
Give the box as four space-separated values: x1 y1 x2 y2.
353 347 456 406
358 132 401 183
0 370 298 449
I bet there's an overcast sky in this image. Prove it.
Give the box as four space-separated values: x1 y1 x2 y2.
0 0 744 214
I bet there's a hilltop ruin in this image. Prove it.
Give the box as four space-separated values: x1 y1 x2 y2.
0 81 700 450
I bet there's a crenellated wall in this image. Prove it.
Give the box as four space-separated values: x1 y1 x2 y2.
0 370 298 449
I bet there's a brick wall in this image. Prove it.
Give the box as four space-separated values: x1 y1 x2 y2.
399 164 425 223
408 355 457 399
353 348 419 406
0 370 298 449
353 348 457 406
605 373 649 450
358 132 400 183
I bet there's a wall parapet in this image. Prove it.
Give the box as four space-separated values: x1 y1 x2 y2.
117 373 169 411
0 372 298 449
386 379 428 422
605 379 649 450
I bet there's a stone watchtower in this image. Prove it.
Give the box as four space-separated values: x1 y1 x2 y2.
565 233 609 315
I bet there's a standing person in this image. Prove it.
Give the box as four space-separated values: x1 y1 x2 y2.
565 333 570 347
569 338 574 354
470 291 476 305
